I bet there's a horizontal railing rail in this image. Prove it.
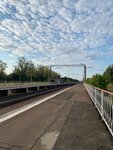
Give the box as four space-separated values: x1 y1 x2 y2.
84 83 113 136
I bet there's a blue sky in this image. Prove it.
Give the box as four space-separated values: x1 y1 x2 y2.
0 0 113 80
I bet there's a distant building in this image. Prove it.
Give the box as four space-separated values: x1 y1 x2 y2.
51 78 64 84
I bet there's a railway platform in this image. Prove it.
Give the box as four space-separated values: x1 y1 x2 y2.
53 84 113 150
0 84 112 150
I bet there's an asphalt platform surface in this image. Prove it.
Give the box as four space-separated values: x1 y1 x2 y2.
0 84 112 150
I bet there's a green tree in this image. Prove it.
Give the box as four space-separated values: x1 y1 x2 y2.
12 57 29 82
0 60 7 73
0 60 7 81
27 61 36 82
103 65 113 84
86 74 107 89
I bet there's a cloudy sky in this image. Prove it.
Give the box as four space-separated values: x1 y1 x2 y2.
0 0 113 80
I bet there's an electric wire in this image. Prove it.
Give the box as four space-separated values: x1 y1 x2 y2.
0 22 50 59
89 0 99 50
4 0 64 59
94 0 108 34
5 0 46 43
90 0 113 52
0 6 41 45
0 0 51 59
1 0 75 65
95 6 113 52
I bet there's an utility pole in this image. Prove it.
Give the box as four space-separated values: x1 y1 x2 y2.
30 70 32 82
84 64 86 81
49 66 51 82
81 63 86 81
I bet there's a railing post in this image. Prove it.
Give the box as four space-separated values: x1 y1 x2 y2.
94 88 96 105
112 101 113 133
85 83 113 136
101 91 104 120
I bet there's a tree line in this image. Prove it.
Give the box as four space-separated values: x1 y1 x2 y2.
0 57 60 82
86 65 113 92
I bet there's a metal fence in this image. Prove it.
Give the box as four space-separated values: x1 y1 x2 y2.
84 83 113 136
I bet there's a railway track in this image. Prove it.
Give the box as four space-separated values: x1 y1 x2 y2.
0 84 73 107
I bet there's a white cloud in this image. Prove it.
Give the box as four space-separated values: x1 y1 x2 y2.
51 0 63 11
0 0 113 78
58 7 75 22
71 17 91 33
63 0 78 9
75 0 95 14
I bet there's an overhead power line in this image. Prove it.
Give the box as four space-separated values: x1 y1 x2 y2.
1 0 72 65
0 22 50 59
0 6 41 45
95 5 113 51
89 0 113 53
4 0 44 43
89 0 99 49
94 0 108 34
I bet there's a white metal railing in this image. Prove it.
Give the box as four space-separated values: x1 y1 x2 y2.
84 83 113 136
